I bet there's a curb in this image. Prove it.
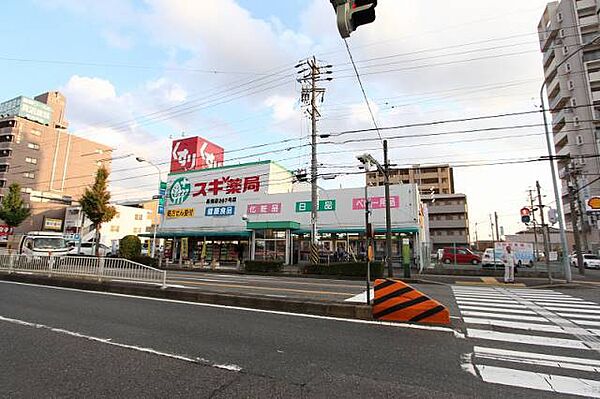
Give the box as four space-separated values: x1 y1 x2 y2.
0 273 372 321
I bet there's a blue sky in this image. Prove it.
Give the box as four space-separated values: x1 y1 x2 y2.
2 0 562 238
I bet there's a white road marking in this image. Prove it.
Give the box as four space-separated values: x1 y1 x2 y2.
455 297 523 305
476 365 600 398
0 280 464 337
473 346 600 373
456 300 527 309
0 315 243 372
460 311 549 323
344 289 373 303
458 305 537 315
533 300 599 306
463 317 568 334
466 328 590 350
546 307 600 314
558 313 600 321
573 319 600 327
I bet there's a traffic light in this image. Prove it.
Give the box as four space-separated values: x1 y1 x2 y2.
520 207 531 224
330 0 377 38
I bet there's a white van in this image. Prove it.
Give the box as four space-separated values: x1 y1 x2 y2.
19 231 70 257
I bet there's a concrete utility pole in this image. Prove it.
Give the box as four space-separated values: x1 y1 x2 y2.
536 181 552 282
297 57 330 265
566 164 585 275
490 213 496 266
383 140 393 278
573 173 589 253
363 162 371 305
528 189 539 261
494 212 500 242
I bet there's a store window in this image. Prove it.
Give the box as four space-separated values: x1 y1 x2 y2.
254 229 286 261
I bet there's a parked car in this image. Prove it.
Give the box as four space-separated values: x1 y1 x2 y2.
482 248 504 267
19 231 70 257
570 253 600 269
69 242 112 257
440 247 481 265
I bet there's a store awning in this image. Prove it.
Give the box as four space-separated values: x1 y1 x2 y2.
246 221 301 230
293 227 420 235
139 231 251 239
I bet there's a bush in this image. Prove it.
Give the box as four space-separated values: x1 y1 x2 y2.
129 255 158 268
119 235 141 259
302 262 384 279
244 260 284 273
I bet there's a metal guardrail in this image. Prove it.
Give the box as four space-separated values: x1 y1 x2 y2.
0 255 167 287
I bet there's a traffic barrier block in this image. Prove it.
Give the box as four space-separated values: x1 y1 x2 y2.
372 279 450 325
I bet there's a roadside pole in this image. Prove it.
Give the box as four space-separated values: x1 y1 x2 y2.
565 165 584 275
364 170 371 305
490 213 496 269
537 181 553 283
383 140 393 278
528 189 539 262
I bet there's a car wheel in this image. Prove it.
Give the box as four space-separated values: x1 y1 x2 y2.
471 259 479 265
443 258 451 264
584 263 588 269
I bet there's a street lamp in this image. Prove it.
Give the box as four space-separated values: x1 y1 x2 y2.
539 33 600 283
135 157 163 258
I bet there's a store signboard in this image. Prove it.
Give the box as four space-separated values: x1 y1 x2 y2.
205 206 235 217
295 200 336 213
0 96 52 126
247 203 281 215
166 208 195 219
351 196 400 210
43 217 63 231
586 197 600 213
170 136 224 173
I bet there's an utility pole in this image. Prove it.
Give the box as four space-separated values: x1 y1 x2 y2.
572 170 589 253
565 164 585 275
494 212 500 242
297 57 330 265
383 140 394 277
490 213 496 266
528 189 539 261
537 181 552 282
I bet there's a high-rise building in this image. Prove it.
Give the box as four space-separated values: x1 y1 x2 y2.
0 91 111 234
538 0 600 251
366 164 469 250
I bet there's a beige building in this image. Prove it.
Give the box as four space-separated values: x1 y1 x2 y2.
538 0 600 251
367 165 469 249
0 91 111 234
367 164 454 195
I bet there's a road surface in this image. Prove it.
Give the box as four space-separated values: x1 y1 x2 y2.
3 279 599 398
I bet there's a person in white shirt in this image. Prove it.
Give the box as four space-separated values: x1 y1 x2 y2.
502 245 516 283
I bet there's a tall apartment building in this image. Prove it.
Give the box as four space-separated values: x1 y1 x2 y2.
0 91 111 234
367 164 469 249
538 0 600 251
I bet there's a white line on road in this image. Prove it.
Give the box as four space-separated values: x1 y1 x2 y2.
458 306 537 315
475 364 600 398
0 315 243 372
558 313 600 321
473 346 600 373
0 280 464 337
546 307 600 314
466 328 591 350
463 317 572 334
456 300 527 309
460 311 549 323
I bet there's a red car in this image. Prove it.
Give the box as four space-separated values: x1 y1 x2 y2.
440 247 481 265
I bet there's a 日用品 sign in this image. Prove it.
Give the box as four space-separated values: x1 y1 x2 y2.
295 200 336 213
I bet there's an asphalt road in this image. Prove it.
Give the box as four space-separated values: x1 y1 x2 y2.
0 280 581 399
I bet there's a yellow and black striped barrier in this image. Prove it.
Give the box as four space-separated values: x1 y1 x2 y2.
372 279 450 325
310 244 319 265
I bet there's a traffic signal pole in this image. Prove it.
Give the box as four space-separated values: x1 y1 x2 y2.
537 181 552 283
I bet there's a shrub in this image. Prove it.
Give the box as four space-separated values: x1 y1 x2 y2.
302 262 384 279
244 260 284 273
130 255 158 268
119 235 141 259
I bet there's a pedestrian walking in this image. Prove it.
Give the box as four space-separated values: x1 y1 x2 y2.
502 245 516 283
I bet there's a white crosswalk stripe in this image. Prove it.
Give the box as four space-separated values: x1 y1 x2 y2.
454 286 600 397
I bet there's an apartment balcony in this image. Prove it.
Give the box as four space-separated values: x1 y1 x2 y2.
553 129 569 146
577 0 596 11
540 25 559 52
551 107 570 129
580 14 599 30
593 91 600 103
543 49 556 69
590 71 600 83
429 220 469 229
427 204 467 214
549 87 571 109
556 144 571 158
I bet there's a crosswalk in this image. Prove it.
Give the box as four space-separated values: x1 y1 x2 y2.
453 285 600 397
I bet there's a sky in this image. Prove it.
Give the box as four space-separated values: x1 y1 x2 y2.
1 0 560 240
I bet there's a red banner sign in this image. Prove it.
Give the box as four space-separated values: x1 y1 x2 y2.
170 136 224 173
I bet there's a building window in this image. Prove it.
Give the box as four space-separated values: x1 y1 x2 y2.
574 116 580 126
254 229 286 262
0 180 6 188
576 135 584 145
30 129 41 137
25 157 37 164
560 28 566 38
0 149 11 158
145 226 153 233
565 62 571 73
23 172 34 179
568 80 575 90
580 155 586 165
133 227 142 234
27 143 40 150
0 135 13 142
570 98 577 108
110 225 119 232
134 214 143 221
563 46 569 55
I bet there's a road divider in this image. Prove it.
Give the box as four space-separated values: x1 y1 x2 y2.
372 279 450 325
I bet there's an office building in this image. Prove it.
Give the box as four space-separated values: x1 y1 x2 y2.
0 91 111 234
366 164 455 195
538 0 600 250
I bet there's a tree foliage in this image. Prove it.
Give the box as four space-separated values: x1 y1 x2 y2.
119 235 142 259
80 166 117 255
0 183 31 228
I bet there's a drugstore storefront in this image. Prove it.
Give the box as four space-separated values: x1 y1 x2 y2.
154 161 426 267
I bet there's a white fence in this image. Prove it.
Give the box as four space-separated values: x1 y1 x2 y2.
0 255 167 287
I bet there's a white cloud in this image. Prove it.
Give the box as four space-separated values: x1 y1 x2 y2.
102 30 135 50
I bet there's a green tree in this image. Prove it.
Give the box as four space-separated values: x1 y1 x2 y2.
0 183 31 228
119 235 141 259
80 166 116 256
